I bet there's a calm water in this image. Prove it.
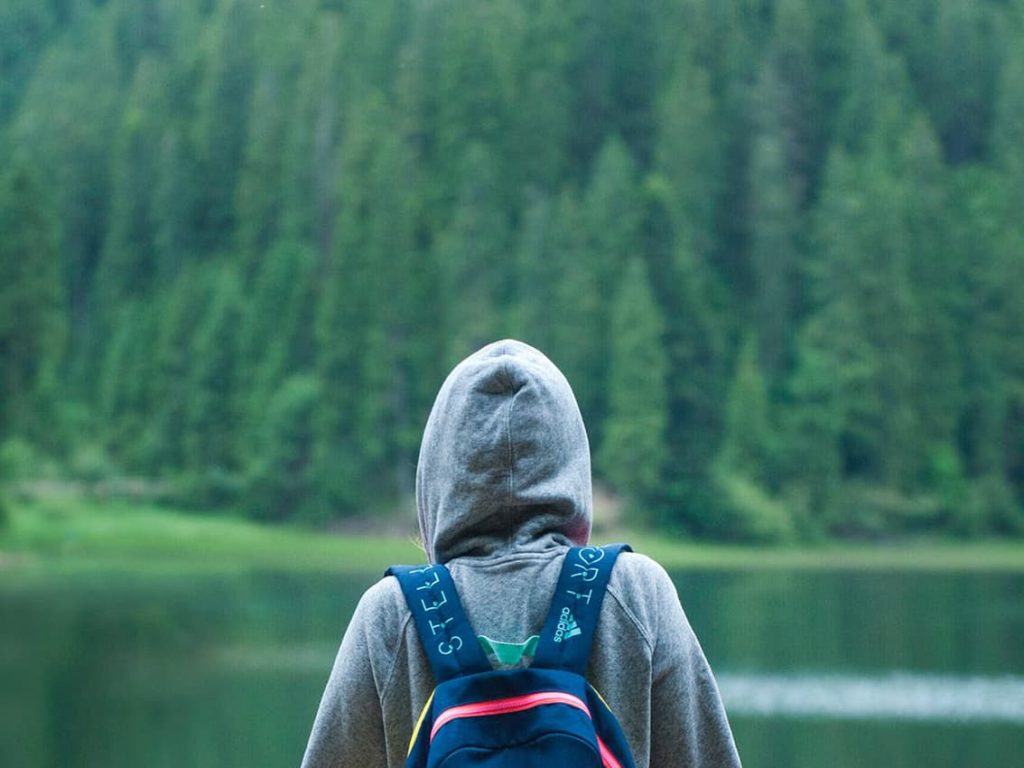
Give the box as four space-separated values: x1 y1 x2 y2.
1 566 1022 767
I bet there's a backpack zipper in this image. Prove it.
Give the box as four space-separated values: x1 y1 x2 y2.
429 691 622 768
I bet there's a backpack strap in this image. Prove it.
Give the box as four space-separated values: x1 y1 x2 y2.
531 543 632 675
385 563 492 683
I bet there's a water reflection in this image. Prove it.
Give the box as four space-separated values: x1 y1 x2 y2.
719 672 1024 722
0 567 1021 768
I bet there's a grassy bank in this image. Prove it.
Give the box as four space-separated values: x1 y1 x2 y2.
2 495 1023 574
0 495 424 573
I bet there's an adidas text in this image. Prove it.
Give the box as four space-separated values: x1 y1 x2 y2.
553 606 581 642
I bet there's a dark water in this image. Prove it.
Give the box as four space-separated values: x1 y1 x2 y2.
1 567 1022 767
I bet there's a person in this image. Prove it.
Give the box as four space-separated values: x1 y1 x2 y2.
300 338 741 768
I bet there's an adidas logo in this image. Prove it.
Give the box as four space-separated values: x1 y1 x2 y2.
553 606 581 642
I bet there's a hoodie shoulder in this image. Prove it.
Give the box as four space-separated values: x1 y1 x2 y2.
347 575 414 697
605 551 697 651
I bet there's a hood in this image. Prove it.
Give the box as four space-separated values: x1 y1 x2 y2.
416 339 593 563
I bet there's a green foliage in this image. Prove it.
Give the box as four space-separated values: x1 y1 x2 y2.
3 0 1024 540
711 337 794 542
243 375 320 522
0 158 65 446
182 269 245 506
0 437 44 482
598 256 668 515
711 468 795 543
718 337 775 488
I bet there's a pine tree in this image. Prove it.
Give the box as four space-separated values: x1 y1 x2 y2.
0 159 65 445
97 300 159 469
95 57 168 305
597 256 668 515
314 94 432 515
234 7 311 275
548 187 604 439
509 191 558 351
432 0 521 208
243 374 320 522
278 10 344 251
505 0 571 192
435 142 510 368
11 18 120 403
581 137 641 434
748 113 800 379
654 51 722 262
915 0 1000 164
713 336 794 541
566 0 660 170
144 264 210 474
237 240 318 465
638 174 730 533
584 136 641 297
718 337 774 486
192 0 256 255
747 0 814 378
184 268 245 504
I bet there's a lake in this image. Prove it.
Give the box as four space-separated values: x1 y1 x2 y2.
1 565 1022 767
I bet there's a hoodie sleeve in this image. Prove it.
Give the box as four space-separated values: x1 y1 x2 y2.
649 565 742 768
300 589 389 768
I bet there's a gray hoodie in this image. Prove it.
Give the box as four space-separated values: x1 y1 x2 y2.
300 339 741 767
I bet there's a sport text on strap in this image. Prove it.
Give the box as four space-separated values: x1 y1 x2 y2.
531 544 632 675
386 563 492 682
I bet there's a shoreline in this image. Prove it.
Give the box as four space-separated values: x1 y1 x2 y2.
2 497 1023 575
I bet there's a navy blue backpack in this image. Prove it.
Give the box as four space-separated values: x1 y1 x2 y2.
386 544 637 768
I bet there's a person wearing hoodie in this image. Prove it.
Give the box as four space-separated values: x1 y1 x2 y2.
300 339 741 768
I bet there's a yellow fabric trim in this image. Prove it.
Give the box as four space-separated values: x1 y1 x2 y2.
590 684 615 714
408 689 436 756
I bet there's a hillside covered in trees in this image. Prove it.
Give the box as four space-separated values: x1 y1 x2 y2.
2 0 1024 540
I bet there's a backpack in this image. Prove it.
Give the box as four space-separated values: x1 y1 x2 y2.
386 543 637 768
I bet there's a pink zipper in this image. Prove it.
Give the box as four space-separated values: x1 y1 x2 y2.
429 690 622 768
597 735 623 768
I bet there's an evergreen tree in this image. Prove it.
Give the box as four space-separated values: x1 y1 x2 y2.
584 136 641 297
0 159 65 445
748 102 801 379
808 145 920 490
432 0 521 209
597 256 668 514
243 374 320 522
151 123 198 286
3 0 1024 538
184 268 245 505
435 142 510 368
783 313 845 531
654 51 722 262
566 0 661 170
506 0 572 192
238 240 318 465
548 187 604 439
278 10 344 251
639 174 730 533
97 300 159 469
314 94 430 514
11 16 120 402
95 57 168 305
717 336 774 487
713 336 794 541
581 136 642 436
192 0 256 255
234 7 311 274
144 264 210 474
509 191 558 352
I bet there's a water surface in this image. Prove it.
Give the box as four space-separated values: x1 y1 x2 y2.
1 566 1021 767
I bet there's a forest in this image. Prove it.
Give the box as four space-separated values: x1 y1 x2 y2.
2 0 1024 540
